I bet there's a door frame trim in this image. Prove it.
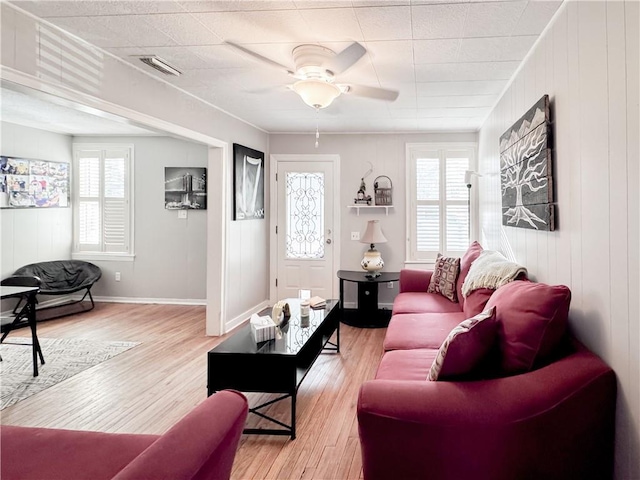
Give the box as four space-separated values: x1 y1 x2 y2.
269 154 341 304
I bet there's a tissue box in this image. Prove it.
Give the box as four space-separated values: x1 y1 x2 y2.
251 322 277 342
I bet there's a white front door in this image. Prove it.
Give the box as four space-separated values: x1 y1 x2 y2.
274 156 338 300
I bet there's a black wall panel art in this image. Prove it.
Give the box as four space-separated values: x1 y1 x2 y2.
233 144 264 221
500 95 555 231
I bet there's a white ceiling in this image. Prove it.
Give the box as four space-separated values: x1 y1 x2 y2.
9 0 563 134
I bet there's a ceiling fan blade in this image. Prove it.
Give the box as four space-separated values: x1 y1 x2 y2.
323 42 366 75
224 41 293 75
346 84 399 102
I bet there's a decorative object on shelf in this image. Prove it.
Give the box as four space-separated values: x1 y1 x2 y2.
233 144 265 221
164 167 207 209
0 156 69 209
360 220 387 278
354 162 373 205
500 94 555 231
373 175 392 206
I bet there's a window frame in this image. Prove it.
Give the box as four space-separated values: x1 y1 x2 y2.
405 142 478 264
72 143 135 262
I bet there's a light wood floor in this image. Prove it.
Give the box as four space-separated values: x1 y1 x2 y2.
0 302 386 480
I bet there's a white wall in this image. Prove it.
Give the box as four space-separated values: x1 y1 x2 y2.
477 2 640 478
0 122 72 278
1 4 270 329
270 132 477 304
73 136 209 302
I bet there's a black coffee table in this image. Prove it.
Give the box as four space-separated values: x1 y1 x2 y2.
207 298 339 439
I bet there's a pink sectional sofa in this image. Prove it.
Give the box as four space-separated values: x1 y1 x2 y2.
357 243 616 480
1 390 248 480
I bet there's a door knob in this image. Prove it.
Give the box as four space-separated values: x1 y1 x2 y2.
326 239 332 244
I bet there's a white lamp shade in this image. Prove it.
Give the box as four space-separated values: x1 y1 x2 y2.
360 220 387 244
292 80 341 109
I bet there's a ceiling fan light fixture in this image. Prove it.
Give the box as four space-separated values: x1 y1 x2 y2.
292 80 341 109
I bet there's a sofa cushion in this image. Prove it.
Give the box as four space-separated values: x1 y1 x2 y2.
384 312 466 351
428 307 497 381
427 254 461 302
486 280 571 374
463 288 495 317
375 349 437 381
456 241 483 308
392 292 463 315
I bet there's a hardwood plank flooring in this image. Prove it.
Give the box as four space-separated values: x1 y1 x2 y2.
0 302 386 479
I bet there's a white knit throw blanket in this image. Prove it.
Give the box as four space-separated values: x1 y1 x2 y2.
462 250 528 297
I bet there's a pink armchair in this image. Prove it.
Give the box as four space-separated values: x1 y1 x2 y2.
1 390 248 480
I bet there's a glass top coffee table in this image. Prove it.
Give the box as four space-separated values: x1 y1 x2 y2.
207 298 339 439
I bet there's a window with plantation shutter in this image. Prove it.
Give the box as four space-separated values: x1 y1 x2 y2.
406 144 476 262
73 144 134 261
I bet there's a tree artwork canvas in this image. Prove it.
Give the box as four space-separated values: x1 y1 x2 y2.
499 95 555 231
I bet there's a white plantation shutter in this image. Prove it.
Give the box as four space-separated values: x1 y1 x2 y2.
408 145 475 261
103 153 127 252
73 145 133 257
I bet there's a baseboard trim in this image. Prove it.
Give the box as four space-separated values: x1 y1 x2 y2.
224 300 270 334
89 296 206 306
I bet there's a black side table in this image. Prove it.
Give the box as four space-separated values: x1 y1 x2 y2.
337 270 400 328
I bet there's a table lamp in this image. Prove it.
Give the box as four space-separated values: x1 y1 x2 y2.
360 220 387 278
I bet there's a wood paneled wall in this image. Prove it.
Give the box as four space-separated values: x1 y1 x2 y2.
477 2 639 478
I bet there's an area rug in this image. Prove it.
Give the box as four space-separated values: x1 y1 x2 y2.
0 337 139 410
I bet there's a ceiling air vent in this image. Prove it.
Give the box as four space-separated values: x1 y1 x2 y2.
136 56 181 76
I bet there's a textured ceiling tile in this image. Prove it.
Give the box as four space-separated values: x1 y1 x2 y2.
411 3 469 39
46 16 133 48
188 44 266 69
294 0 353 7
514 1 562 35
299 8 364 42
178 1 298 13
94 15 177 48
417 94 496 108
195 10 315 44
462 1 527 38
458 35 536 62
355 6 412 41
142 13 222 46
11 0 183 18
416 79 506 96
352 1 410 7
365 40 413 83
413 39 460 63
415 61 518 82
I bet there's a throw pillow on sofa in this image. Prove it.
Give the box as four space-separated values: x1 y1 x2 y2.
427 254 460 302
455 241 484 306
486 280 571 374
428 307 497 381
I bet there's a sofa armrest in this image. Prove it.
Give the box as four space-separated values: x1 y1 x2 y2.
399 269 433 293
358 349 616 480
113 390 248 480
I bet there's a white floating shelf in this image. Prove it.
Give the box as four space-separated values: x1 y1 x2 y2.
347 205 394 216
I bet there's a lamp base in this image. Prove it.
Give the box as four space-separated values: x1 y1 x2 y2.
365 272 381 279
361 248 384 275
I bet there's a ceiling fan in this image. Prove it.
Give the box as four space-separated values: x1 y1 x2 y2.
225 41 399 109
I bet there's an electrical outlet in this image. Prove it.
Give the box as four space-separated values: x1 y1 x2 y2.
387 281 393 289
178 210 187 219
115 272 121 282
351 231 360 241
